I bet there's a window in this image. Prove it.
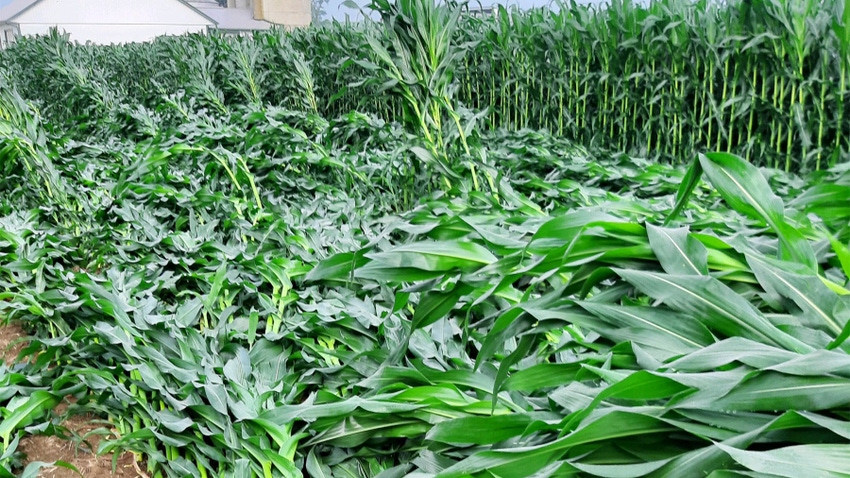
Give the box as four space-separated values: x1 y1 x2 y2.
1 29 12 48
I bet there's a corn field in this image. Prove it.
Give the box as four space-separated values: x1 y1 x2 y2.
1 0 850 477
2 0 850 171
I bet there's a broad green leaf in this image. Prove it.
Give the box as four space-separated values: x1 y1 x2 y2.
427 414 535 444
615 270 811 353
712 371 850 412
666 338 797 372
354 264 447 282
250 418 300 452
698 153 783 225
703 471 766 477
664 156 703 225
437 412 672 478
261 396 422 424
306 448 333 478
366 241 497 271
530 211 618 250
592 370 691 401
0 391 58 443
797 411 850 440
19 461 81 478
571 458 672 477
650 412 811 477
153 409 194 433
826 233 850 282
204 382 229 416
305 252 369 282
492 334 535 409
646 224 708 275
174 297 203 328
577 301 714 353
747 254 843 334
565 369 691 429
788 184 850 224
716 444 850 478
411 282 473 331
307 416 426 447
698 153 815 270
502 363 583 392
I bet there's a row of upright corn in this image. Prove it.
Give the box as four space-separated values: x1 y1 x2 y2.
446 0 849 171
1 0 848 170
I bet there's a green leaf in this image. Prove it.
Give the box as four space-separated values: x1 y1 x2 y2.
747 254 843 334
572 459 672 478
564 369 691 430
0 391 58 443
19 461 81 478
305 252 369 282
646 224 708 275
615 269 811 353
530 211 618 249
492 334 535 410
699 153 784 222
307 416 425 447
174 297 203 328
826 233 850 283
593 369 691 401
502 363 582 392
153 409 194 433
366 241 497 271
427 414 535 445
666 337 797 372
306 448 333 478
712 371 850 412
437 412 672 478
698 153 815 270
577 301 713 355
664 156 703 225
716 444 850 478
411 282 473 331
204 382 229 416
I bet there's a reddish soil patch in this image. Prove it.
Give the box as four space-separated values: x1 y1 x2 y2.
0 321 27 366
17 408 141 478
1 322 142 478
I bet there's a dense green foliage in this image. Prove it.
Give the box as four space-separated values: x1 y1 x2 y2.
1 0 850 477
3 0 850 171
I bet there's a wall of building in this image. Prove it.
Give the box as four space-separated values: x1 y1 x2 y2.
13 0 213 44
0 27 16 48
16 23 209 43
253 0 310 27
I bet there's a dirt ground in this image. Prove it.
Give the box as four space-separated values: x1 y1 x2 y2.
1 322 142 478
0 321 26 366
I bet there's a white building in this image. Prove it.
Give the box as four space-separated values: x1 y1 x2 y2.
0 0 309 47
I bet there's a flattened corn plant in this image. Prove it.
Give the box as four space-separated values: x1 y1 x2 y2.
306 152 850 477
2 85 850 475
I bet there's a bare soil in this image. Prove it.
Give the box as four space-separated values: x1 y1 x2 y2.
0 321 27 365
1 322 141 478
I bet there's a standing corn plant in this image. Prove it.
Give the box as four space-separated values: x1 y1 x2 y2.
356 0 475 189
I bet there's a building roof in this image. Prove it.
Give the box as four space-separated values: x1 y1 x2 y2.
193 5 272 31
0 0 35 22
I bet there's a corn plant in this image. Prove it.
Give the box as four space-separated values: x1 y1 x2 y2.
358 0 475 188
308 151 850 477
1 1 849 477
